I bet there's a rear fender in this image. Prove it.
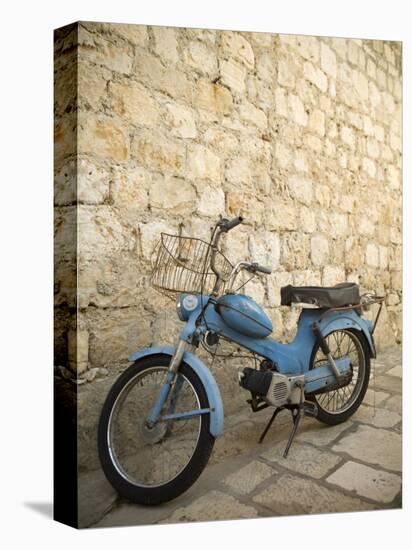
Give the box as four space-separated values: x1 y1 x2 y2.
318 310 376 358
128 346 224 437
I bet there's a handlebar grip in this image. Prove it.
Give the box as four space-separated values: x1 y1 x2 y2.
255 264 272 275
223 216 244 231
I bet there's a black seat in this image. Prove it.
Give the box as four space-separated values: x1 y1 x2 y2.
280 282 360 308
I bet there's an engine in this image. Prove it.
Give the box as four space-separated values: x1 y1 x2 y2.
239 367 304 407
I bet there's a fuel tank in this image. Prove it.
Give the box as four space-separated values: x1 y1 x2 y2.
216 294 273 338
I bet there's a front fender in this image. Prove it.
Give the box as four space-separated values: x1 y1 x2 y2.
128 346 224 437
318 311 376 358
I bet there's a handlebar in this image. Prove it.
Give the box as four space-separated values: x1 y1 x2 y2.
218 216 244 232
249 262 272 275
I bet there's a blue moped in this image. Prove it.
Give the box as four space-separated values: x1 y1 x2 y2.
98 216 383 505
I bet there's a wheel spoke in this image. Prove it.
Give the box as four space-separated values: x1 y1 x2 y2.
107 365 204 488
310 330 367 416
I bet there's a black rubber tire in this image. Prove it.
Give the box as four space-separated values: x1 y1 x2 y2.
306 329 371 426
98 355 215 505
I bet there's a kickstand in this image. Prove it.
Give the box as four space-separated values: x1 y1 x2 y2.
283 383 305 458
258 407 283 444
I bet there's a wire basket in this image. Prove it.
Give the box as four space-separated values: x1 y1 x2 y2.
150 233 233 299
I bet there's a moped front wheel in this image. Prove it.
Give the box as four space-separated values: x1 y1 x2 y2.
98 355 215 505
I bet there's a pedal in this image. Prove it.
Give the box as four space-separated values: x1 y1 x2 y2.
303 401 318 418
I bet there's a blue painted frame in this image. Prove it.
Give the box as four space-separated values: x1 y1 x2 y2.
129 294 375 437
181 294 375 375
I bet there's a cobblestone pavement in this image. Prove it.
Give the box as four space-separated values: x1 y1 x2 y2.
79 345 402 528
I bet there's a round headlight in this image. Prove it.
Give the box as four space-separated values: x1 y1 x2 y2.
182 294 198 311
176 294 199 321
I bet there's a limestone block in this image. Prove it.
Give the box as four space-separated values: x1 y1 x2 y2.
238 101 267 130
296 35 320 63
340 125 356 149
108 23 148 46
203 127 238 154
187 144 221 182
220 59 247 94
245 278 266 305
78 28 133 74
79 115 129 162
109 81 158 128
68 329 89 373
303 62 328 92
77 159 110 205
353 69 369 100
308 109 325 136
139 220 177 260
300 206 317 233
322 265 345 286
288 94 308 126
78 62 109 111
54 160 77 206
256 51 276 83
195 79 234 116
86 306 152 368
267 271 291 307
226 191 265 224
149 175 196 213
152 26 179 64
345 237 364 269
362 157 376 178
164 102 197 138
221 31 255 68
311 234 329 266
281 233 310 270
197 185 225 217
249 231 280 269
134 51 192 102
77 206 135 262
366 243 379 267
133 131 185 176
110 165 149 211
267 200 297 231
277 59 295 88
320 42 337 78
288 175 313 205
184 40 218 76
366 137 380 159
275 87 288 117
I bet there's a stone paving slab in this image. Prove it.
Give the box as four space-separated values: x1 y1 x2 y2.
352 405 401 429
362 389 390 407
261 441 342 479
160 491 258 523
296 418 353 446
253 474 377 516
374 375 402 394
383 395 402 414
326 461 401 503
386 365 402 378
223 460 277 495
332 425 402 472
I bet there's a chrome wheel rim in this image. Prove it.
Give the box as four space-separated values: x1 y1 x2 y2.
107 366 202 488
312 330 365 414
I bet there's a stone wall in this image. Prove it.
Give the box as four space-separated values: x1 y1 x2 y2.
54 23 402 470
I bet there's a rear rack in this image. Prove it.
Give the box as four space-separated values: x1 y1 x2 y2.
319 293 385 334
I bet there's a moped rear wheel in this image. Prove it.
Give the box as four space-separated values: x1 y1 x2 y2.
98 355 215 505
307 329 371 425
